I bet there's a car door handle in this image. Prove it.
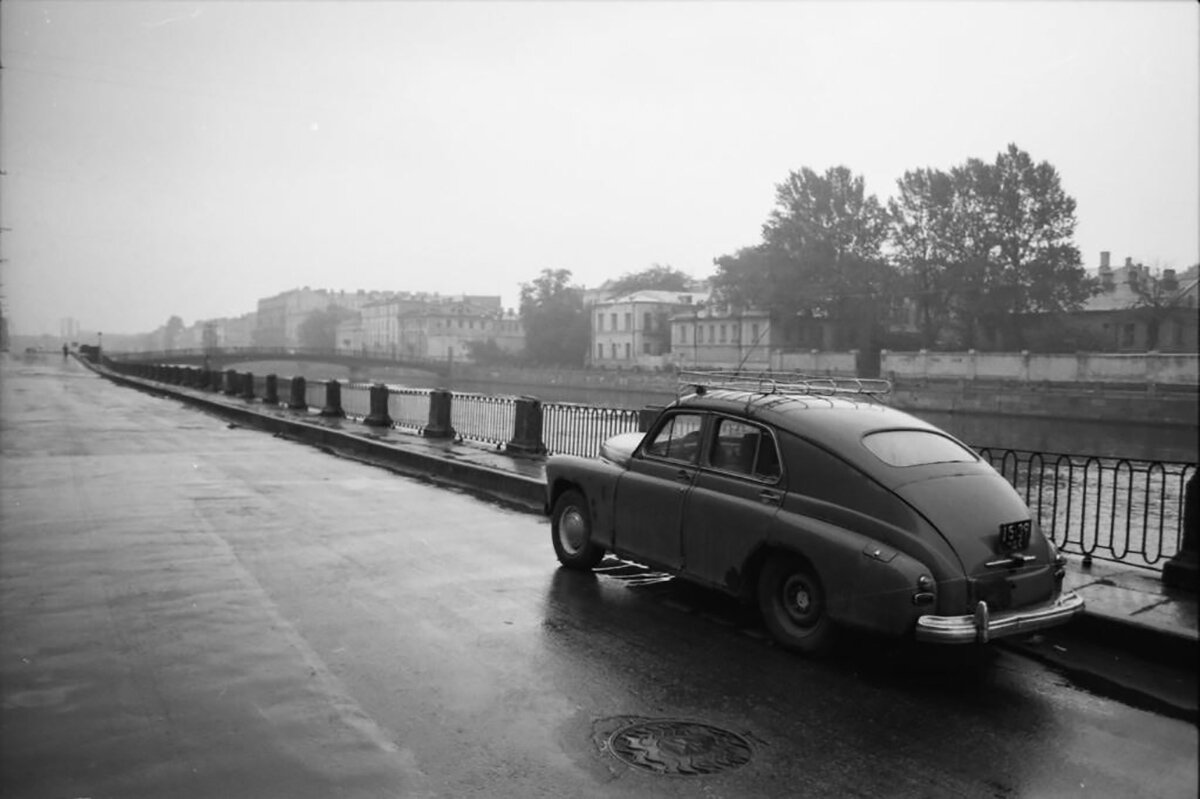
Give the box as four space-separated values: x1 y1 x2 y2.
758 489 783 506
675 469 692 483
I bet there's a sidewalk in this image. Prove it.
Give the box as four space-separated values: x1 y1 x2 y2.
90 360 1200 721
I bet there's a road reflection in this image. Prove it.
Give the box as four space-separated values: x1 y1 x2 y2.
538 558 1064 795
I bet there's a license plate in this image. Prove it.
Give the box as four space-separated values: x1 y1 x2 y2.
998 520 1032 551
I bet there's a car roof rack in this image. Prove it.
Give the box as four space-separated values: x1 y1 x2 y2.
677 370 892 399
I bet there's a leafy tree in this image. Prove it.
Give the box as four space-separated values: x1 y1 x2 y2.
712 166 893 350
606 264 694 296
298 306 359 350
463 338 517 365
518 268 589 366
888 167 958 347
163 315 184 350
948 145 1095 348
888 145 1095 350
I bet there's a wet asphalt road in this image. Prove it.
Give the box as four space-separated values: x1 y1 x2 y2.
2 356 1197 799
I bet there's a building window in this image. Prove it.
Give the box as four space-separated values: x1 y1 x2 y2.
598 343 604 359
597 314 604 332
644 312 652 331
611 313 618 331
643 342 651 354
611 343 617 359
1122 324 1135 347
751 323 760 342
708 325 715 343
719 325 727 343
679 326 687 344
625 342 631 359
624 313 631 331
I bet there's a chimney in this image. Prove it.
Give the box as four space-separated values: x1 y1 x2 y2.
1163 269 1178 291
1100 251 1111 269
1124 257 1133 268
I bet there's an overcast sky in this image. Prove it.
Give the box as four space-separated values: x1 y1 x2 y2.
1 1 1197 337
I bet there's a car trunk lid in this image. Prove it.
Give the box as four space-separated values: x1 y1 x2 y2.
893 471 1056 611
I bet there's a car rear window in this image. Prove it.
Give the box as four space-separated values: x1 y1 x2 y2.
861 430 978 467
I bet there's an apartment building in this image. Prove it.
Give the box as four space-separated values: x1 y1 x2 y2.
590 289 708 368
398 301 524 362
256 288 396 348
668 306 775 370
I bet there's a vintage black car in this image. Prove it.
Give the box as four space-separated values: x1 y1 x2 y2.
544 372 1084 654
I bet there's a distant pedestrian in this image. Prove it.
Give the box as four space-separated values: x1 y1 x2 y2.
62 344 68 359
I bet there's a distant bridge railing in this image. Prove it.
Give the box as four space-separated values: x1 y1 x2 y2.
106 346 452 376
104 359 1196 574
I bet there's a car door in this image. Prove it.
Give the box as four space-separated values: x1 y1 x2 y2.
680 416 785 590
613 411 705 570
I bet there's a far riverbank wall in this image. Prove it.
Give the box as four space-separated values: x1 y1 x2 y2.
447 365 1199 463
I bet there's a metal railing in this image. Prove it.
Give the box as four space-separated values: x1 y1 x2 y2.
543 403 643 458
976 447 1195 571
386 386 434 431
342 382 373 418
451 392 518 448
111 358 1194 573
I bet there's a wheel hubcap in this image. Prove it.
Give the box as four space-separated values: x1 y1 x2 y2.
560 507 586 554
781 575 817 626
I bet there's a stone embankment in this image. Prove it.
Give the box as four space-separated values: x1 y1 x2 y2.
453 363 1198 428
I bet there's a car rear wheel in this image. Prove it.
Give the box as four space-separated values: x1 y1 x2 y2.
758 556 834 654
551 489 605 570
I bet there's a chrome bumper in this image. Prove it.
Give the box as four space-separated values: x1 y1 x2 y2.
915 591 1085 644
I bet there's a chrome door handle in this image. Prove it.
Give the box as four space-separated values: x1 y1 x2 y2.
759 489 782 505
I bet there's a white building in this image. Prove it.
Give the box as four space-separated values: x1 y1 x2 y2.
668 306 775 370
590 289 708 368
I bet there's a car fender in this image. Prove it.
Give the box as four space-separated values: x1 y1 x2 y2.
759 516 931 637
545 455 625 549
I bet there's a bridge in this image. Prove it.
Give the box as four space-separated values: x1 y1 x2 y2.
106 346 453 378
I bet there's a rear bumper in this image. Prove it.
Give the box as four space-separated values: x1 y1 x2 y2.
915 591 1085 644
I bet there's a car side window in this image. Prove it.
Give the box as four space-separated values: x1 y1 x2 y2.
642 413 704 464
708 418 782 481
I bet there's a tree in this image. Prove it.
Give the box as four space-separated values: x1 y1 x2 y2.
606 264 694 296
518 268 589 366
712 166 893 350
463 338 516 366
298 306 358 350
888 167 959 347
947 145 1095 349
888 145 1095 350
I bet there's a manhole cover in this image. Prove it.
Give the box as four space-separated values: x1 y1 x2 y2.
607 719 753 776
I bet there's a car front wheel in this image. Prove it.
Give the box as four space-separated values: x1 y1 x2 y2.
758 556 834 654
551 489 605 570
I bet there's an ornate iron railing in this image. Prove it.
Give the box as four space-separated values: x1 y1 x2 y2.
975 447 1195 571
451 392 518 448
543 403 644 458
